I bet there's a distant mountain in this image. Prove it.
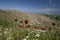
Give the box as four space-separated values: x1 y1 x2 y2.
46 11 60 16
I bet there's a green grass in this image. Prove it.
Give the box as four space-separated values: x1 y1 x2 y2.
0 10 60 40
0 25 60 40
0 18 60 40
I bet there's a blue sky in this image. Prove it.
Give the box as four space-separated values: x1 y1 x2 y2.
0 0 60 13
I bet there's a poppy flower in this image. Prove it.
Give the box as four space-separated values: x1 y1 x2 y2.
26 25 30 28
52 22 56 26
24 20 28 24
34 26 39 29
20 21 23 23
14 18 17 22
40 27 46 30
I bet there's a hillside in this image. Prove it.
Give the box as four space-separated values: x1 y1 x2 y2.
0 9 60 40
0 9 58 27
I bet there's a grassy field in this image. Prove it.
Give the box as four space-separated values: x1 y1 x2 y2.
0 10 60 40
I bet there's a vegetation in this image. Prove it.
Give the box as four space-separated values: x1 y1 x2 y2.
0 10 60 40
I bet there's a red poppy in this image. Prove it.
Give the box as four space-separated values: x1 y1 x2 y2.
14 18 17 22
24 20 28 24
26 25 30 28
20 21 23 23
40 27 46 30
34 26 39 29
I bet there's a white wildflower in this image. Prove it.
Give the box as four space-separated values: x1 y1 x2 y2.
7 36 13 40
16 25 18 26
4 31 8 34
38 23 41 25
36 39 38 40
58 28 60 29
36 30 41 34
36 21 39 24
22 38 27 40
31 20 34 23
37 29 40 32
5 28 8 31
7 38 13 40
30 30 34 34
10 28 12 31
30 23 33 26
26 36 29 38
33 22 36 25
33 39 35 40
35 33 40 37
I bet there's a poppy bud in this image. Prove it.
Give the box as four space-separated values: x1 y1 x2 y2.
40 27 46 30
26 25 30 28
20 21 23 23
14 19 17 22
34 26 39 29
52 22 56 26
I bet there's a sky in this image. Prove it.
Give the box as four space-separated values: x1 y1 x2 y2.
0 0 60 13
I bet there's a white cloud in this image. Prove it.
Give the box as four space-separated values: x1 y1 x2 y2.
49 0 52 4
31 8 60 13
31 8 54 12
